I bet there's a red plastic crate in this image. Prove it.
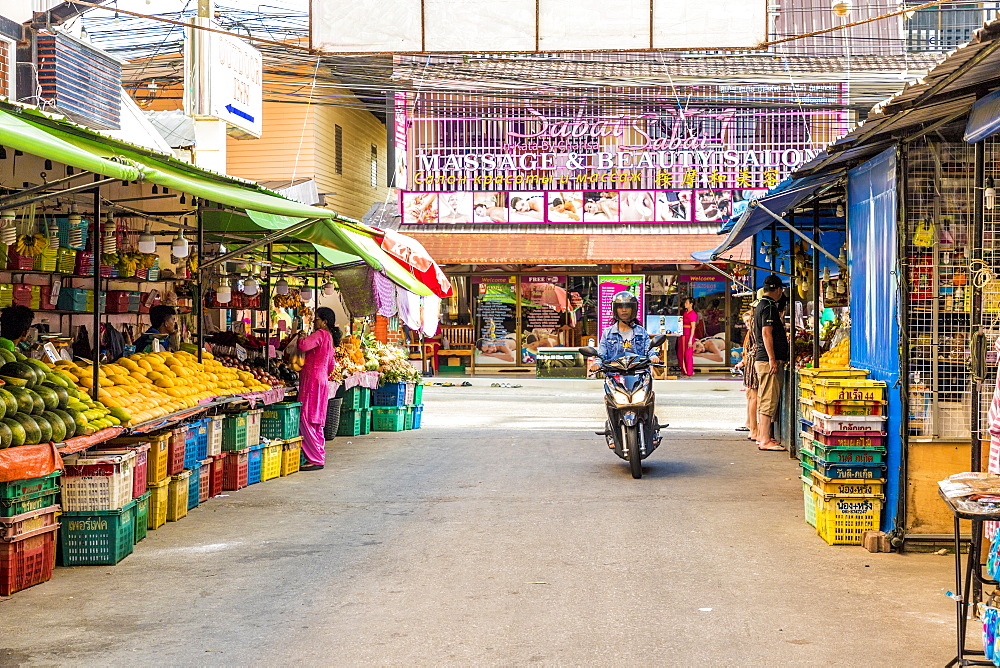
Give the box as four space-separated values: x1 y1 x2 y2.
74 250 93 276
0 505 59 542
7 247 34 271
209 453 225 497
91 443 149 499
38 285 57 310
0 525 57 596
105 290 133 314
167 428 186 476
198 460 211 503
222 449 249 491
11 284 31 306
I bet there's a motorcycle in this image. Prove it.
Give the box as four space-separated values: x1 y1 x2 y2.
580 334 667 479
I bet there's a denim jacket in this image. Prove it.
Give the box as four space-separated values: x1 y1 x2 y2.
597 323 653 361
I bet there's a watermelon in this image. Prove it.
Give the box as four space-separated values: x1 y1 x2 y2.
11 413 40 445
2 418 24 447
0 421 10 448
41 382 69 409
0 349 15 365
32 415 52 444
7 387 33 415
42 411 67 442
0 362 36 388
24 360 49 386
25 390 44 416
34 386 59 412
49 409 76 439
0 389 17 417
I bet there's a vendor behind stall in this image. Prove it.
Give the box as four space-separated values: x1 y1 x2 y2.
134 305 177 353
0 305 33 352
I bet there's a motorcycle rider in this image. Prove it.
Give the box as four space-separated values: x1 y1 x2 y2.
590 291 661 372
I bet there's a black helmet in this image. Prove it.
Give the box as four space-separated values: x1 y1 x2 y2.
611 291 639 323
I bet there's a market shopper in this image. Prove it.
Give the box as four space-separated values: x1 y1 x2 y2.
134 305 177 353
0 305 33 352
298 307 342 471
734 309 759 440
754 275 789 451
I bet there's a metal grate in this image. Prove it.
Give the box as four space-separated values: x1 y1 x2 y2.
904 138 975 441
974 136 1000 445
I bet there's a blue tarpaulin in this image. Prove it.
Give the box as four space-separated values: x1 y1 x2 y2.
965 88 1000 143
847 147 902 533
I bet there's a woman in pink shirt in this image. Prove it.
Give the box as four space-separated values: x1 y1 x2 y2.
297 307 341 470
677 298 698 377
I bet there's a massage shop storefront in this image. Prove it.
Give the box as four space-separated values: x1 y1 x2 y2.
395 84 849 375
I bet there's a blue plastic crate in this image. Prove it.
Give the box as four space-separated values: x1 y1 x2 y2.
184 433 199 470
247 446 263 485
373 383 407 407
412 405 423 429
193 419 209 460
187 463 201 510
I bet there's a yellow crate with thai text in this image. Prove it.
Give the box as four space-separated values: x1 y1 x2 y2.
260 443 282 482
146 478 168 530
811 379 886 403
816 495 884 545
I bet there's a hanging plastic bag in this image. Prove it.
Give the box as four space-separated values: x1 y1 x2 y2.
913 219 935 247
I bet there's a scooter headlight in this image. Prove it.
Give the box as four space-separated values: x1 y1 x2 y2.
631 389 646 404
613 390 630 405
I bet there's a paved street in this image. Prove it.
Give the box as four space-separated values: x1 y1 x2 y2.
2 379 956 666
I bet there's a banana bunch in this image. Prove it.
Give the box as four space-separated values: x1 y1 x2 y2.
17 233 49 258
139 253 157 269
105 252 143 277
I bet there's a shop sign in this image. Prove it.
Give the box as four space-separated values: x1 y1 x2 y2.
186 20 263 138
598 275 644 337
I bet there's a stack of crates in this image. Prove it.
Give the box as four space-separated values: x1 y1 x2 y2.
261 403 301 440
338 387 371 436
372 383 407 432
245 409 263 448
798 368 888 546
260 441 282 482
280 437 302 476
59 450 139 565
105 432 171 532
0 473 60 595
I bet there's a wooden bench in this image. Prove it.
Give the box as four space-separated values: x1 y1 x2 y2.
438 325 475 365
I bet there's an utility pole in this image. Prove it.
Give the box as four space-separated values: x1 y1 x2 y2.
186 0 227 173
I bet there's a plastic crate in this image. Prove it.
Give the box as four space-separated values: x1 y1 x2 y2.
167 427 187 475
59 500 136 566
0 472 60 501
198 460 211 503
62 450 136 512
372 407 406 431
338 409 364 437
403 406 414 430
360 409 371 435
0 525 57 595
0 504 59 542
246 409 263 448
222 413 248 451
167 471 190 521
222 449 249 491
412 405 424 429
247 446 263 485
810 411 886 435
812 443 887 465
373 383 407 407
260 444 281 482
802 477 818 528
183 430 199 470
810 399 886 417
56 247 77 273
281 438 302 476
813 459 886 481
0 490 60 518
343 386 371 410
206 415 224 457
810 471 885 497
261 403 301 440
192 419 209 460
812 379 886 403
810 429 885 449
187 463 201 510
133 492 150 544
414 383 424 405
107 433 170 484
209 454 225 497
146 478 168 530
56 215 90 250
90 443 148 499
816 495 885 545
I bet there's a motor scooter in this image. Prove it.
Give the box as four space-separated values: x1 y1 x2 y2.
579 334 667 479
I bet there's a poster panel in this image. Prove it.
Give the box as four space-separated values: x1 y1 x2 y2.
473 276 518 365
597 275 644 340
520 276 567 364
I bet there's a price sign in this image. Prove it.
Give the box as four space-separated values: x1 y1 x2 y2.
42 342 60 364
236 344 248 361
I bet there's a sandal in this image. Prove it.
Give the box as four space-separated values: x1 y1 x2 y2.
735 427 751 432
757 441 787 452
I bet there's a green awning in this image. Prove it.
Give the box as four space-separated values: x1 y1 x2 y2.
314 233 433 297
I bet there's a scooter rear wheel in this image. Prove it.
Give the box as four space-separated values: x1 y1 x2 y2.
625 425 642 479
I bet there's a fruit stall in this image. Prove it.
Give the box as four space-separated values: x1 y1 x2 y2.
0 102 449 598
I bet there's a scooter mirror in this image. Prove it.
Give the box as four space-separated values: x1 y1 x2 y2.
649 334 667 348
578 346 599 357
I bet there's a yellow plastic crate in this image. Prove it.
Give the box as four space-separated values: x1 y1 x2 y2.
146 478 169 530
812 379 886 403
810 471 885 496
281 437 302 476
260 443 282 482
166 471 190 522
799 367 870 379
0 284 11 308
816 495 884 545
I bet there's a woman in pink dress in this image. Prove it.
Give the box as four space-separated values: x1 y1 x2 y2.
297 307 341 470
677 298 698 377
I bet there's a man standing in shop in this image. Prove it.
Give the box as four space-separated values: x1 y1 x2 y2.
134 305 178 353
0 306 34 352
754 275 789 451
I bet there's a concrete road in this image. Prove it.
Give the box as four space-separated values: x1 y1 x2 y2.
2 379 957 666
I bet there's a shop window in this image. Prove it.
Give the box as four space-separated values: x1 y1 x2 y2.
0 38 12 99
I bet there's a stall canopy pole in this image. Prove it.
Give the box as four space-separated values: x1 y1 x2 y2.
199 217 320 271
0 170 97 207
787 211 798 456
196 202 204 363
812 207 821 368
0 177 121 212
266 243 273 364
755 201 847 270
702 263 752 294
91 177 101 400
973 139 986 473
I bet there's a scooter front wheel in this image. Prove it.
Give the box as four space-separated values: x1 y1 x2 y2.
625 424 642 479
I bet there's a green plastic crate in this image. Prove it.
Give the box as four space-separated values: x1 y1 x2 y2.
1 489 60 518
403 406 414 430
59 500 137 566
372 407 405 432
0 472 60 500
343 387 371 410
338 409 364 437
360 409 371 435
413 383 423 405
261 402 301 440
134 491 150 544
222 413 248 451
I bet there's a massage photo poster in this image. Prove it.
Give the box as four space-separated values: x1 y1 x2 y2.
598 275 645 337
